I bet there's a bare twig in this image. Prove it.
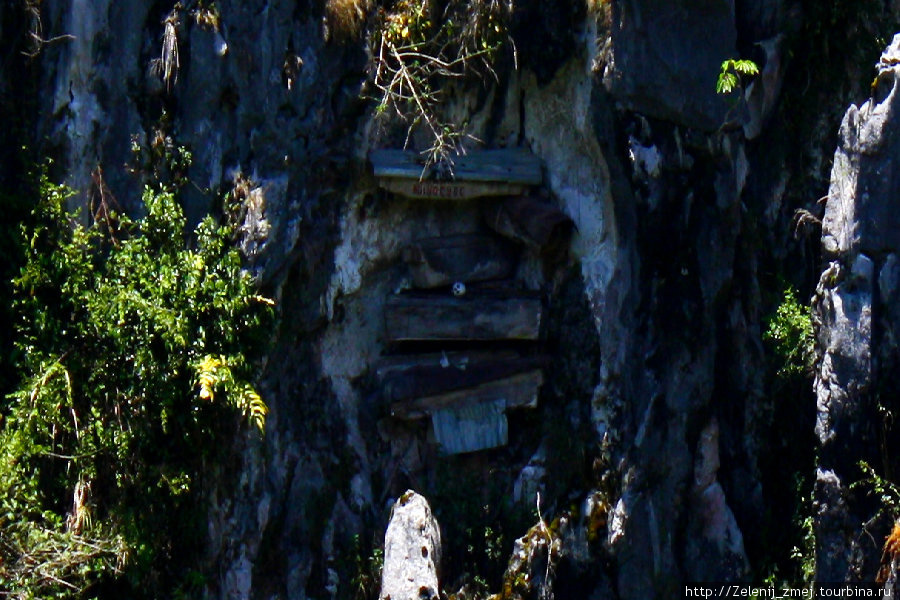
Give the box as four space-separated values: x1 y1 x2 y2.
89 166 124 242
21 0 75 58
150 3 182 91
369 0 513 167
793 207 823 239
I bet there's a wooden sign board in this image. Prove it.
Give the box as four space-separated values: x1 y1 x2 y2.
370 148 542 199
384 294 543 343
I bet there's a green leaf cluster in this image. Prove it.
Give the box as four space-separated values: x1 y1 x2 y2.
716 58 760 95
851 460 900 518
764 286 815 378
349 533 384 600
0 173 273 597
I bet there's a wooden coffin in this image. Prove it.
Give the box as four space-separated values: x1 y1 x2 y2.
432 399 508 455
377 352 548 402
483 196 574 249
403 234 518 289
370 149 542 199
384 294 543 343
376 350 520 376
390 370 544 420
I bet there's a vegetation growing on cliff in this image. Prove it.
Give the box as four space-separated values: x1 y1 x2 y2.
0 166 272 597
764 286 815 378
755 284 817 584
369 0 513 165
716 58 759 96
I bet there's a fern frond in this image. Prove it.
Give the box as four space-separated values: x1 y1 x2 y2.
192 356 266 434
243 385 268 435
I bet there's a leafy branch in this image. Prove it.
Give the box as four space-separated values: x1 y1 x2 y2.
716 58 759 95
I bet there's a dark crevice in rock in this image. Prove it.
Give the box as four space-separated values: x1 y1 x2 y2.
510 0 585 86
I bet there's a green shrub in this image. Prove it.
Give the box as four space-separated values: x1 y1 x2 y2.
764 286 815 378
0 171 272 597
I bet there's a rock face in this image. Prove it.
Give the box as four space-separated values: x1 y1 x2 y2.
813 33 900 583
605 0 737 131
684 419 750 581
379 492 442 600
7 0 900 598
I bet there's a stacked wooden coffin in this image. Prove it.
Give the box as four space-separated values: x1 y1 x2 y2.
370 149 572 455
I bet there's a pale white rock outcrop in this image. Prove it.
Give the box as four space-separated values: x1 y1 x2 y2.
379 491 442 600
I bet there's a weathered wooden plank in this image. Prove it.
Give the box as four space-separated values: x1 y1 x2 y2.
379 353 548 402
384 294 543 342
390 370 543 420
483 196 574 248
403 234 518 289
376 350 520 377
370 149 542 185
379 177 529 200
432 399 508 455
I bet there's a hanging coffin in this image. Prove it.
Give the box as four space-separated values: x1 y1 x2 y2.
431 399 508 455
389 370 544 421
403 234 518 289
378 352 547 403
370 149 542 200
389 370 543 454
384 293 543 343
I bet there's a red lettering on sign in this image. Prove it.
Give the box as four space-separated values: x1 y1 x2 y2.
409 182 466 198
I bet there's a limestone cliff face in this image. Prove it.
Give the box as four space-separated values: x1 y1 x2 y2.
4 0 900 598
813 33 900 584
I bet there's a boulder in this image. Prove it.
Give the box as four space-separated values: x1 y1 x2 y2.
379 491 442 600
